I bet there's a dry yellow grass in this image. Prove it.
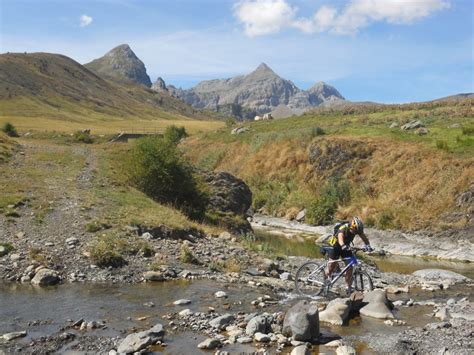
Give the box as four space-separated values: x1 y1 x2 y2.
186 134 473 230
0 116 224 135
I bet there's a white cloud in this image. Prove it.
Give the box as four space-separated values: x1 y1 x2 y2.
233 0 296 37
234 0 451 36
79 14 93 27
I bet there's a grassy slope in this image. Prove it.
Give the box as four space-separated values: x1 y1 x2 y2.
184 99 474 231
0 138 222 236
0 53 223 134
0 132 17 163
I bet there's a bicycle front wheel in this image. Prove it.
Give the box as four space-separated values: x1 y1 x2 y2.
352 270 373 292
295 261 326 297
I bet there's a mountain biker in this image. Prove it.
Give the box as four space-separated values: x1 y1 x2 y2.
325 216 373 294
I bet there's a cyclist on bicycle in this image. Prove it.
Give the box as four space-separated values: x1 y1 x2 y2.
325 216 374 294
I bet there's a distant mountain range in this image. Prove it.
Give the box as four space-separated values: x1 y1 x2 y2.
164 63 345 119
2 43 471 123
84 44 346 119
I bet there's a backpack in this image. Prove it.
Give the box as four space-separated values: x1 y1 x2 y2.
326 221 349 246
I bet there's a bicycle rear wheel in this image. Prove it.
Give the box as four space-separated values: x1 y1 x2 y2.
352 270 373 292
295 261 326 297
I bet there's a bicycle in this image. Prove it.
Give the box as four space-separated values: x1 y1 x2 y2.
295 246 373 298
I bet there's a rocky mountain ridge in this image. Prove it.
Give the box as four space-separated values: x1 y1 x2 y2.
164 63 345 119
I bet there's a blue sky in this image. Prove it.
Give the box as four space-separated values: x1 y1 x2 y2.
1 0 472 103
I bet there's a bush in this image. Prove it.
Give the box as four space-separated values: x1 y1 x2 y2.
306 176 351 225
435 140 449 151
73 130 93 143
2 122 19 137
180 245 200 265
462 126 474 136
225 117 237 127
89 234 128 268
126 136 208 219
377 211 394 229
164 125 188 144
311 127 326 137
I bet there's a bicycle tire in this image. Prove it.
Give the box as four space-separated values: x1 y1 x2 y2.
352 270 373 292
294 261 326 297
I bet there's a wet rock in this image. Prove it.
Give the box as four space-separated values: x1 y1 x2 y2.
143 271 165 281
360 289 394 319
319 298 350 326
435 307 450 321
197 338 221 349
31 268 60 286
2 331 27 341
336 345 356 355
179 309 193 317
254 332 271 342
282 300 319 342
412 269 469 283
117 323 164 354
215 291 227 298
384 319 406 326
173 299 191 305
291 344 311 355
209 314 235 329
246 315 271 336
237 336 253 344
324 339 343 347
0 246 9 257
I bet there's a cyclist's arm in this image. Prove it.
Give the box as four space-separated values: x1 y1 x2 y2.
337 232 345 247
359 232 370 246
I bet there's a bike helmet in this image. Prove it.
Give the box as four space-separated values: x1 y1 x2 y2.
350 216 364 234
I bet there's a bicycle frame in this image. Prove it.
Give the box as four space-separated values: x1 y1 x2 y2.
327 254 358 287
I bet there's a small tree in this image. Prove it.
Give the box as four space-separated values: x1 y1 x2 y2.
2 122 19 137
164 125 188 145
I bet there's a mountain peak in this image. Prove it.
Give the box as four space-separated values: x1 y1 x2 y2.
254 62 274 74
85 44 152 87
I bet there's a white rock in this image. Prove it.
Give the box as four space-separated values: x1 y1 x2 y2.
254 332 271 342
197 338 221 349
336 345 357 355
2 331 27 341
178 309 193 317
215 291 228 298
173 299 191 305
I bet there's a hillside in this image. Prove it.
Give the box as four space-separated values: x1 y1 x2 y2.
0 52 220 133
167 63 345 119
184 98 474 233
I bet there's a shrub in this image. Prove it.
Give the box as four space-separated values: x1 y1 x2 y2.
225 117 237 127
73 130 93 143
164 125 188 144
377 211 394 229
89 234 128 268
2 122 19 137
462 126 474 136
311 127 326 137
435 140 449 151
306 176 351 225
126 136 208 219
180 245 200 265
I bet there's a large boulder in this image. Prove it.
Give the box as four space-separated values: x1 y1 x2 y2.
117 323 164 354
246 314 272 336
282 300 319 342
319 298 350 326
31 268 60 286
209 314 235 330
359 289 394 319
197 170 252 233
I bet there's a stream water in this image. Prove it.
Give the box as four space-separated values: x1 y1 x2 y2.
1 229 472 354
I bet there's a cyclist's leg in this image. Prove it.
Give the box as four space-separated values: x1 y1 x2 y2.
326 247 340 279
341 250 354 289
